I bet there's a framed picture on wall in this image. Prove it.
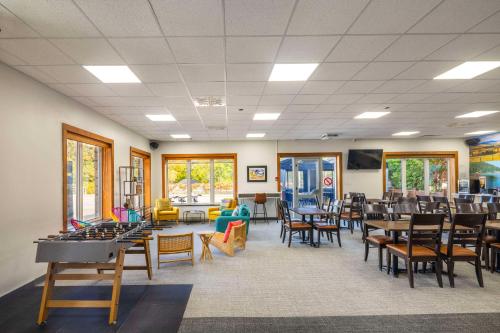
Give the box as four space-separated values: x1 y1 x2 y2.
247 165 267 182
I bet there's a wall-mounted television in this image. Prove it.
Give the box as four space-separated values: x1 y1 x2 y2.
347 149 383 170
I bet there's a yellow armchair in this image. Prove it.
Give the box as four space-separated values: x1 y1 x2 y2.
208 198 237 224
154 198 179 225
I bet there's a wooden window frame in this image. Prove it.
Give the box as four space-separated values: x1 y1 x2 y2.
62 123 114 231
161 153 238 202
276 152 343 199
130 147 151 208
382 151 459 193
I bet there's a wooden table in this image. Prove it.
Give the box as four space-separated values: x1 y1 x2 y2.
290 207 329 247
197 231 215 262
487 220 500 271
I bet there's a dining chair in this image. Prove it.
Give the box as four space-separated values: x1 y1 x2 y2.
386 213 445 288
313 200 343 247
363 204 391 271
416 195 432 212
454 197 474 206
432 196 452 221
280 200 312 248
491 243 500 273
391 203 419 221
480 195 493 203
439 213 487 287
341 194 363 233
253 193 269 224
455 203 484 213
485 203 500 270
458 194 475 201
421 201 440 214
277 200 301 239
397 197 417 205
382 191 392 201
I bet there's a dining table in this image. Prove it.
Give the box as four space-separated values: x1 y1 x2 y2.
290 207 329 247
487 220 500 272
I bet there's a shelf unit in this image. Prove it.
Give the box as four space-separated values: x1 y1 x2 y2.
119 166 144 212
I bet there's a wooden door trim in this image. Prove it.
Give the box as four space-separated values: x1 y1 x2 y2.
130 147 151 208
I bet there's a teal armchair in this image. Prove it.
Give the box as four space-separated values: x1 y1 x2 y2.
215 204 250 235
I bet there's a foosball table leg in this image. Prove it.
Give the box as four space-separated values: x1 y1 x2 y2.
108 247 125 325
37 262 56 325
144 239 152 280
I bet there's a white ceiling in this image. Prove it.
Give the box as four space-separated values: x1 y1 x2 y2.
1 0 500 141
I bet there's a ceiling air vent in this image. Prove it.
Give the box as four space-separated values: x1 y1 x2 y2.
420 134 440 137
206 126 226 131
193 96 225 107
320 133 340 140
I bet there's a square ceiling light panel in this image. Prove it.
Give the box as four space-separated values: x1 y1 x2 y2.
268 63 318 81
83 65 141 83
456 110 499 118
146 114 176 121
354 112 390 119
253 113 280 120
434 61 500 80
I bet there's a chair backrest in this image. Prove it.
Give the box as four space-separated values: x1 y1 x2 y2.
454 197 473 205
156 198 172 210
421 201 440 214
362 203 387 220
407 213 445 257
416 195 431 202
279 200 292 223
455 203 484 213
255 193 267 204
416 195 431 212
458 194 475 201
158 232 193 252
397 196 417 205
432 196 452 219
487 202 500 220
480 195 492 203
238 204 251 217
446 213 487 256
230 223 247 245
382 191 392 201
392 192 403 200
392 203 419 216
331 200 344 215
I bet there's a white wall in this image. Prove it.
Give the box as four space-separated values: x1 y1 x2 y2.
153 138 469 200
0 64 150 296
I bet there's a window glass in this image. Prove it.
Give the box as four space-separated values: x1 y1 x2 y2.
321 157 336 203
67 140 77 222
429 158 448 194
406 158 425 192
386 159 402 191
214 159 234 203
81 143 101 220
167 160 188 203
191 160 210 204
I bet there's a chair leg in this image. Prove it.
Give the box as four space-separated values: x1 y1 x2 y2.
263 204 268 224
329 231 334 243
378 247 383 271
447 260 455 288
364 241 369 262
336 230 341 248
484 244 490 270
475 257 484 287
435 258 443 288
492 247 497 273
288 230 292 247
407 259 414 288
253 204 257 225
386 249 391 275
282 229 286 243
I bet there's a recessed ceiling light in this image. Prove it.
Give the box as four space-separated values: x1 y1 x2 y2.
171 134 190 139
464 130 495 136
268 63 319 81
434 61 500 80
246 133 266 138
83 65 141 83
392 131 420 136
355 112 390 119
253 113 280 120
146 114 176 121
456 110 499 118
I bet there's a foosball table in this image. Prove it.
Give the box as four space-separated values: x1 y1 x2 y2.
34 221 158 325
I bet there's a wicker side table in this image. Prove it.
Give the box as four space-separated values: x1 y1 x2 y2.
197 231 215 262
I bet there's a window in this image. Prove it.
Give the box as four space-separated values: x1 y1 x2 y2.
130 147 151 208
163 154 237 204
383 152 457 198
63 124 113 231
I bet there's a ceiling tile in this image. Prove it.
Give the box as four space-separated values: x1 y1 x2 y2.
226 82 266 95
106 83 154 96
226 37 281 63
377 35 457 61
287 0 369 35
150 0 223 36
0 5 38 37
409 80 464 93
396 61 461 79
348 0 440 34
373 80 426 93
292 94 329 105
300 81 344 94
355 93 397 104
409 0 500 33
310 62 366 80
1 0 99 37
179 64 225 81
227 95 260 105
225 0 295 35
259 95 295 105
475 45 500 60
109 38 175 64
74 0 162 37
0 39 73 65
387 93 432 103
263 82 305 95
0 48 25 66
168 37 224 63
352 62 414 80
36 65 99 83
276 36 340 63
324 94 363 104
186 82 225 95
226 63 273 81
14 65 57 82
335 80 384 94
50 38 124 65
65 83 115 96
131 65 181 83
327 35 397 62
470 11 500 33
425 34 500 61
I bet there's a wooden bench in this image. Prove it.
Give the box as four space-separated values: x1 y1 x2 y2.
210 223 246 256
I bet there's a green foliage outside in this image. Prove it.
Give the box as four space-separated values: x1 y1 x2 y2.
386 159 401 189
386 158 448 192
67 140 99 195
406 158 424 190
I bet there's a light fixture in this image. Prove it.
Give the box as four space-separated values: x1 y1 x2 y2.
268 63 319 81
171 134 191 139
456 110 499 118
146 114 176 121
253 113 280 120
464 130 495 136
82 65 141 83
392 131 420 136
354 112 390 119
246 133 266 138
434 61 500 80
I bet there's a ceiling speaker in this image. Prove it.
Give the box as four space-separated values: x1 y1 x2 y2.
149 141 159 150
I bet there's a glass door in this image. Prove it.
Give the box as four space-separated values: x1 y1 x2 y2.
296 159 319 207
280 157 294 208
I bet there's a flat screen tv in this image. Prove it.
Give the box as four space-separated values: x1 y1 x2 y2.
347 149 383 170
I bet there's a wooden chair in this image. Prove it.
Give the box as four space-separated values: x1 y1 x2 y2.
341 194 363 233
313 200 343 247
439 213 487 287
280 200 312 247
421 201 440 214
278 200 301 239
458 194 475 202
386 213 445 288
210 223 247 256
455 203 484 213
432 196 452 221
491 243 500 273
391 203 419 221
416 195 431 213
454 197 473 206
363 204 392 271
485 203 500 269
157 232 194 268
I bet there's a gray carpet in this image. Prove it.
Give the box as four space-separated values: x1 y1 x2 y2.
178 313 500 333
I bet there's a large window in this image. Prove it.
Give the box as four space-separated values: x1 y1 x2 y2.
163 154 236 204
63 124 114 231
384 152 457 198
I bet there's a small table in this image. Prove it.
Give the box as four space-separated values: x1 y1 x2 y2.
197 231 215 262
183 210 206 224
290 207 329 247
